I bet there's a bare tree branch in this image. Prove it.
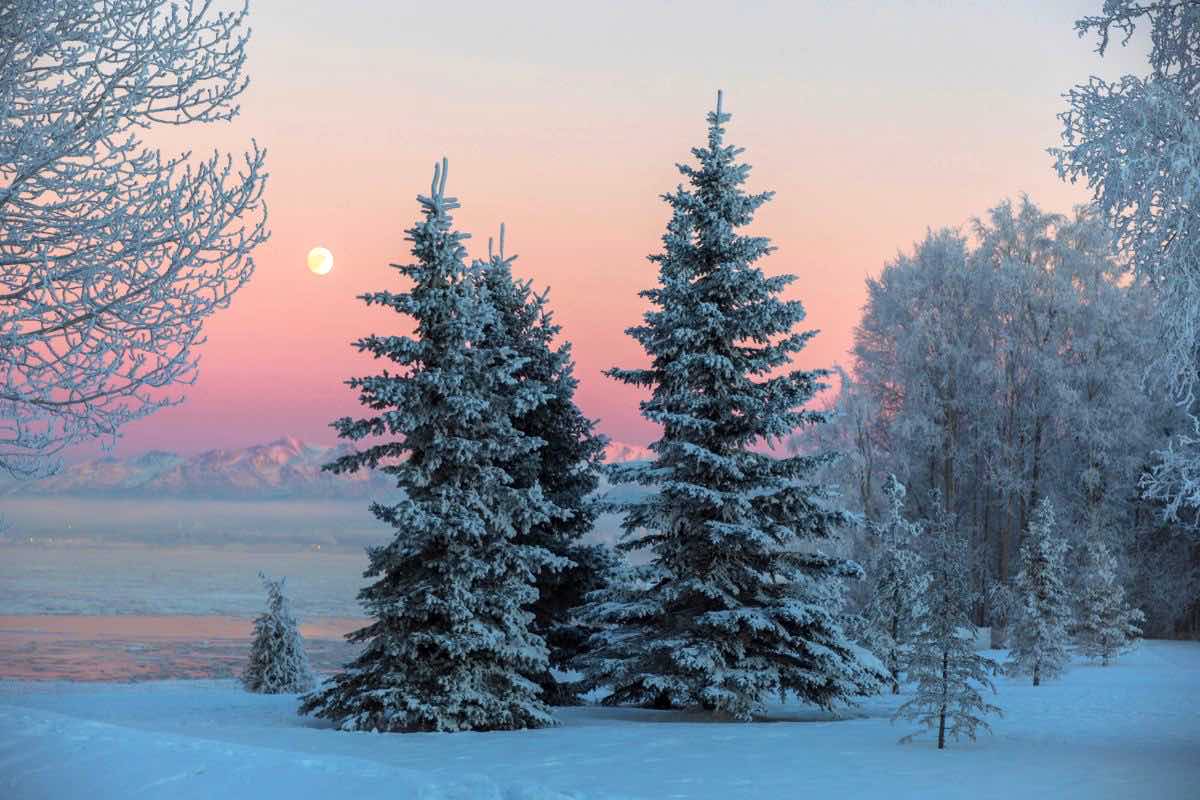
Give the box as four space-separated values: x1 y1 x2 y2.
0 0 269 477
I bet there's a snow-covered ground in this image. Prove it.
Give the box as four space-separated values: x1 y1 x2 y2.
1 641 1197 800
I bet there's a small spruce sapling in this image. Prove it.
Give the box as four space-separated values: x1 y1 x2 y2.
1075 539 1145 665
242 572 315 694
1007 499 1072 686
862 475 929 694
894 496 1001 749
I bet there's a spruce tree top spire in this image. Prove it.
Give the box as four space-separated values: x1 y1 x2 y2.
489 222 508 262
426 157 453 209
710 89 727 142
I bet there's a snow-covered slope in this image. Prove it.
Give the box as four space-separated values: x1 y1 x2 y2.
1 641 1197 799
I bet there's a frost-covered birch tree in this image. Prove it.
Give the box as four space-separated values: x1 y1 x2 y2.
581 93 885 720
476 227 615 706
895 497 1001 749
862 475 929 694
242 573 315 694
1054 1 1200 399
0 0 268 477
1053 2 1200 535
298 161 561 733
850 199 1171 630
1075 538 1146 665
1007 499 1073 686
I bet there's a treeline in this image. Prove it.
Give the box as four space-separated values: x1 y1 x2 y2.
795 199 1200 639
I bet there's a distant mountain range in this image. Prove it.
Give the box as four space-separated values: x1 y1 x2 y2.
0 437 653 500
0 437 383 499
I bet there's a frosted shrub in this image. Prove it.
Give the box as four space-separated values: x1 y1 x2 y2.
242 573 315 694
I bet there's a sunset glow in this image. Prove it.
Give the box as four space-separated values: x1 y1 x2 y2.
101 0 1145 456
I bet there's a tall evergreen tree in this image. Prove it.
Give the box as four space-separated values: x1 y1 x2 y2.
1007 499 1073 686
580 93 886 720
242 572 315 694
895 496 1001 749
476 227 616 705
1074 538 1145 665
862 475 929 694
299 160 562 732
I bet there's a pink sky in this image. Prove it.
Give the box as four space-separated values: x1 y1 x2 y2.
104 1 1144 456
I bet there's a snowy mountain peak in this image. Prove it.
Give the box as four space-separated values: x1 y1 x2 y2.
0 437 652 498
1 437 390 499
602 441 654 463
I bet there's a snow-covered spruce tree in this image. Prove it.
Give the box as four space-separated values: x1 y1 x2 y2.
862 475 929 694
242 572 315 694
476 227 615 705
581 92 886 720
1075 539 1145 665
1007 499 1073 686
298 160 562 732
894 495 1001 749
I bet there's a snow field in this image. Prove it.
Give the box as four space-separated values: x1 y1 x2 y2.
1 641 1196 800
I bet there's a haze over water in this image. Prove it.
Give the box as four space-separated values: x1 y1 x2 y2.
0 541 366 680
0 500 625 680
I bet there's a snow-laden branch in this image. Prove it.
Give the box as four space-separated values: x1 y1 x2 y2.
0 0 268 477
1054 1 1200 400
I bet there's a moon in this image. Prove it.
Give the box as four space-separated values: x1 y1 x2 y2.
307 246 333 276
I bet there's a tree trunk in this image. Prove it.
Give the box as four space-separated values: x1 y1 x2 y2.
857 412 874 523
999 496 1012 585
1017 493 1028 555
979 484 993 628
938 648 949 749
993 495 1011 650
942 420 955 510
1028 415 1044 516
890 615 901 694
